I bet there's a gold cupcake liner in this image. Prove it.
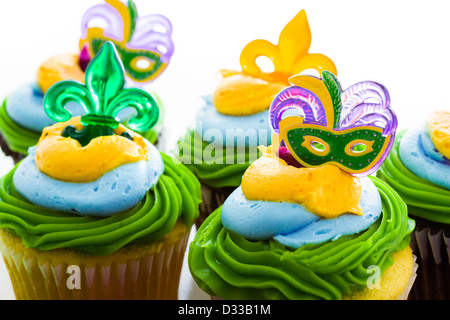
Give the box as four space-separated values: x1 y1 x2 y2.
409 217 450 300
0 221 190 300
397 253 418 300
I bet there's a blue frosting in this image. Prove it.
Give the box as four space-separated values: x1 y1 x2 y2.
6 82 137 132
222 187 320 240
6 83 85 132
194 95 272 148
419 127 447 163
399 127 450 189
13 140 164 217
221 177 381 249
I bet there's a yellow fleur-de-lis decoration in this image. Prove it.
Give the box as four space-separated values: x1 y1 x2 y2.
239 10 337 84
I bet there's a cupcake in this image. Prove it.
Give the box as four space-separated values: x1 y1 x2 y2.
377 110 450 300
0 42 201 300
188 72 417 300
177 10 337 228
0 0 174 163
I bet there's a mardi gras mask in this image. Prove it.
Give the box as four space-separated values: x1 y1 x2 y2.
270 71 397 176
79 0 174 84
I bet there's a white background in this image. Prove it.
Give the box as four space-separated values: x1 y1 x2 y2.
0 0 449 299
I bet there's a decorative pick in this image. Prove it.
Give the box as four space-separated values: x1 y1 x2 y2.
269 71 397 177
239 10 337 84
80 0 174 84
78 44 91 71
44 41 159 146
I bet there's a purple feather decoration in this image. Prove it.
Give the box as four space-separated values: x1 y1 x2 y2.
129 14 174 63
269 86 328 133
80 4 124 42
339 81 396 136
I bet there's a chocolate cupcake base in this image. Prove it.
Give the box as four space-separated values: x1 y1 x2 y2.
196 184 236 230
0 132 25 164
408 216 450 300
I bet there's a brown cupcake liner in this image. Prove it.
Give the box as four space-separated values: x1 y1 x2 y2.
0 132 25 165
0 228 190 300
196 184 235 230
408 216 450 300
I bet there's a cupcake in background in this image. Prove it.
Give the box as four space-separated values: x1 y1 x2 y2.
0 42 201 300
177 10 337 228
189 71 417 300
377 110 450 300
0 0 173 163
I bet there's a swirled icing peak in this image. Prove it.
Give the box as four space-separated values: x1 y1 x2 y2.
241 146 362 218
212 10 337 117
426 110 450 160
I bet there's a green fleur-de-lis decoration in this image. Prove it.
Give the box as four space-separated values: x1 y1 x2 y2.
44 41 159 146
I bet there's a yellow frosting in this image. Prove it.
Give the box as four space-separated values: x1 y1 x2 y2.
36 53 85 94
426 110 450 159
241 146 362 219
212 71 287 116
35 117 148 183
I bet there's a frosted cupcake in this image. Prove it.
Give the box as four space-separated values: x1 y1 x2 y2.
189 72 417 300
377 110 450 299
0 42 200 300
0 0 173 163
177 10 337 228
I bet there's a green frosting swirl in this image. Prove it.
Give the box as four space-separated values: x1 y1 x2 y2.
177 129 261 188
0 100 39 155
0 153 201 256
0 97 163 155
377 131 450 224
188 176 414 300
